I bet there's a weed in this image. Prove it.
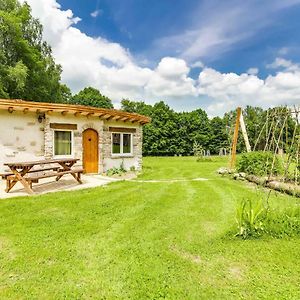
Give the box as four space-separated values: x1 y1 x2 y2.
235 197 268 238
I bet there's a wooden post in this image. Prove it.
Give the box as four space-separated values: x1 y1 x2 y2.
239 112 251 152
230 107 242 169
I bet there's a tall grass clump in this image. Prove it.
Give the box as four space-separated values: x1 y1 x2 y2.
237 151 283 176
235 195 300 239
235 197 268 238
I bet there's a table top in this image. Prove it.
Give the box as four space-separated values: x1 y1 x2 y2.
4 158 79 168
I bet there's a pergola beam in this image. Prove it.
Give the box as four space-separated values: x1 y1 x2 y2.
0 99 151 124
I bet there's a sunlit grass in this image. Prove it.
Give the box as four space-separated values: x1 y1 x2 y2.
0 156 299 299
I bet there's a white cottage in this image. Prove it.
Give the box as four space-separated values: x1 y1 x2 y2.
0 99 150 174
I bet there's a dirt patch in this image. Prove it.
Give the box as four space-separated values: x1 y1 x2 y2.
0 237 16 260
202 222 217 236
228 265 245 280
170 245 202 264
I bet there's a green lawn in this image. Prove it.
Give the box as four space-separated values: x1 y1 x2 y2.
0 157 299 299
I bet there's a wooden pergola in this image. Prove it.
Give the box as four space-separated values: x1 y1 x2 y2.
0 99 151 125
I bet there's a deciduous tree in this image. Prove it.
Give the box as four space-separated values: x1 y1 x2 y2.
71 87 113 109
0 0 70 102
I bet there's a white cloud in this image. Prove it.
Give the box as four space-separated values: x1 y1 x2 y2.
267 57 300 72
22 0 300 116
91 9 103 18
247 68 259 75
145 57 197 97
199 68 300 115
156 57 189 79
22 0 200 104
21 0 81 47
191 61 205 69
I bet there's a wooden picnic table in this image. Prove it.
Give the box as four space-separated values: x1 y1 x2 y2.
2 158 83 194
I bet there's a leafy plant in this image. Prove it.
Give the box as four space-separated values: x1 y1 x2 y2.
235 197 268 238
237 151 283 176
119 160 126 173
130 166 136 172
106 166 126 176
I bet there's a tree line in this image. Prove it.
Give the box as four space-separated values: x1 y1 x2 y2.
121 100 297 156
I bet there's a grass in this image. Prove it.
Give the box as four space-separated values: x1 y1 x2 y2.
0 156 299 299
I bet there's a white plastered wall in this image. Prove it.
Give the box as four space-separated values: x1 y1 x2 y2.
0 110 44 173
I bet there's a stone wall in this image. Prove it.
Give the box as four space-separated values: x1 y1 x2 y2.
102 121 143 171
44 114 105 172
135 126 143 170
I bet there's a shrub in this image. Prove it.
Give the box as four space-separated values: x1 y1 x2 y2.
237 151 283 176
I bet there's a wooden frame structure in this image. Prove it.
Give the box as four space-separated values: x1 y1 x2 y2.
0 99 151 125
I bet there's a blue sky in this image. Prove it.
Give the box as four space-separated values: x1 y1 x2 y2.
25 0 300 115
58 0 300 77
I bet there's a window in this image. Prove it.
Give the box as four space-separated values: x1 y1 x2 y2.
123 134 131 153
112 133 121 154
54 130 72 156
112 133 132 155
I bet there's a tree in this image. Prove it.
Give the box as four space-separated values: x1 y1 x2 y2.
121 99 153 116
0 0 70 102
209 117 229 154
71 87 113 109
121 99 211 156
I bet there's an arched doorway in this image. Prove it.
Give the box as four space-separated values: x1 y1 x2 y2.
82 129 99 173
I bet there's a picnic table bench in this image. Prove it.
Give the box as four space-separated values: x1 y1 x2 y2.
1 158 83 194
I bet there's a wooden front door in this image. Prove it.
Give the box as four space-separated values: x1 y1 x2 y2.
83 129 99 173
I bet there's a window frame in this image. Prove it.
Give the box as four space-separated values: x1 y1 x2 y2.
111 132 133 157
53 129 74 158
